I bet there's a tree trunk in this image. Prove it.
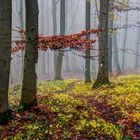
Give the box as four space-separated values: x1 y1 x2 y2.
52 0 58 75
85 0 91 83
0 0 12 120
54 0 65 80
19 0 25 29
19 0 25 82
135 26 140 68
20 0 39 108
122 0 129 70
113 34 122 74
108 1 113 75
40 0 46 75
93 0 110 88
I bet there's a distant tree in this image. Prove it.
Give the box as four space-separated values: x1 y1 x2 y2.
85 0 91 83
52 0 58 74
122 0 129 70
40 0 46 75
135 20 140 68
54 0 65 80
108 1 122 75
93 0 110 88
113 33 122 74
0 0 12 118
20 0 39 108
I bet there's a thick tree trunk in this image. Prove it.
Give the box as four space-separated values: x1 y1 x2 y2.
0 0 11 114
93 0 110 88
20 0 39 108
54 0 65 80
85 0 91 83
19 0 25 29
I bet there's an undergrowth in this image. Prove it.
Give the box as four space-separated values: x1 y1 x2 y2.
0 75 140 139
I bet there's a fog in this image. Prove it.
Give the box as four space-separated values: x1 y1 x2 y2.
11 0 140 84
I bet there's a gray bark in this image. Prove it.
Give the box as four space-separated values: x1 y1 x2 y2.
113 34 122 74
41 0 46 75
108 1 113 74
135 25 140 68
52 0 58 74
93 0 110 88
19 0 25 82
85 0 91 83
54 0 65 80
122 0 129 70
0 0 12 113
20 0 39 107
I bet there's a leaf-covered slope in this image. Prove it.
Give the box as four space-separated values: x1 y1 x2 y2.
0 75 140 139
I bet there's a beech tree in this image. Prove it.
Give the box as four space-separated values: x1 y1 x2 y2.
20 0 39 108
54 0 65 80
108 1 121 75
135 20 140 68
0 0 12 117
19 0 25 81
108 1 113 74
85 0 91 83
93 0 110 88
122 0 129 69
113 33 122 74
52 0 58 75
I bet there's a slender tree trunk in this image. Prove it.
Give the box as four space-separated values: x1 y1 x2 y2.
0 0 12 116
52 0 58 75
108 1 113 74
54 0 65 80
93 0 110 88
135 25 140 68
113 34 122 74
85 0 91 83
19 0 25 82
45 3 50 75
122 0 129 70
40 0 46 75
20 0 39 108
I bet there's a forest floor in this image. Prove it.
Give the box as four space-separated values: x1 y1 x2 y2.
0 75 140 139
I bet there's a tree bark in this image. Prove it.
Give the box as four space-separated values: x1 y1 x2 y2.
108 1 113 75
0 0 11 114
54 0 65 80
20 0 39 108
85 0 91 83
52 0 58 75
93 0 110 88
135 22 140 68
19 0 25 82
122 0 129 70
113 34 122 74
40 0 46 75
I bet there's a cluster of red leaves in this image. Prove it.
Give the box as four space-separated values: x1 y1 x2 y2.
12 28 105 54
117 118 140 139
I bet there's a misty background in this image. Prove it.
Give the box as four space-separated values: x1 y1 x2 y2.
11 0 140 84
